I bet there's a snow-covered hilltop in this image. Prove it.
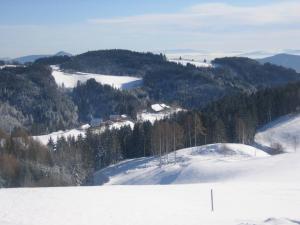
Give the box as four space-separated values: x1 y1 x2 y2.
50 65 142 90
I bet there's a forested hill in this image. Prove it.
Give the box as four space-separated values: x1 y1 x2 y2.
55 50 300 109
213 57 300 87
60 49 169 77
0 65 78 134
1 50 299 134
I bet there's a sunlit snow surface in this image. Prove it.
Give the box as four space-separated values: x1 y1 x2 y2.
2 114 300 225
255 113 300 152
32 124 90 145
51 65 142 90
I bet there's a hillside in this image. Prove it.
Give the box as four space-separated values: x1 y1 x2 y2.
258 54 300 72
51 65 142 90
0 65 78 134
58 50 300 109
60 49 168 77
13 51 72 64
94 143 270 185
255 113 300 153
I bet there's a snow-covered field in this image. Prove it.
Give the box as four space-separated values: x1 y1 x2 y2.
0 65 19 69
138 103 184 124
33 120 136 145
2 113 300 225
32 124 90 145
0 182 299 225
255 113 300 152
169 58 212 68
1 143 300 225
51 66 142 90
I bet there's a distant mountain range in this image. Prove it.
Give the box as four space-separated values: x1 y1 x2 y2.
5 51 72 64
258 54 300 73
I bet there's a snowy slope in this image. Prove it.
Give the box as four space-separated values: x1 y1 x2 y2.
94 143 271 185
255 113 300 152
32 124 90 145
51 66 142 90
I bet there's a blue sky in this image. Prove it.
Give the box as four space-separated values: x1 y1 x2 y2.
0 0 299 57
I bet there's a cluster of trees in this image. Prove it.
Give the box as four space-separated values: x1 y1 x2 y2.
34 55 71 66
71 79 144 122
213 57 300 88
2 50 299 137
0 65 78 134
2 79 300 187
0 127 91 188
60 49 168 77
48 80 300 181
59 50 300 110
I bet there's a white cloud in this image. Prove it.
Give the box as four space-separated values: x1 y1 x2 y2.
1 1 300 57
89 1 300 29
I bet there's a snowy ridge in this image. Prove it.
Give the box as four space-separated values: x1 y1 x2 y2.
51 65 142 90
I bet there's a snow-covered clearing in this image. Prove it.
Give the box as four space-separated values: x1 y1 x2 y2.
32 124 90 145
151 103 170 112
0 65 19 69
255 113 300 152
169 58 212 68
51 66 142 90
109 120 135 130
33 120 136 145
138 103 183 124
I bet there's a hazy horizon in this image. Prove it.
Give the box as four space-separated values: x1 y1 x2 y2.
1 0 300 58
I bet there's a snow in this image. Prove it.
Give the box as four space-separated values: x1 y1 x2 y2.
0 181 299 225
50 66 142 90
94 143 270 185
169 58 212 68
255 113 300 152
0 65 19 69
3 113 300 225
109 120 135 130
138 104 183 123
151 103 170 112
32 124 90 145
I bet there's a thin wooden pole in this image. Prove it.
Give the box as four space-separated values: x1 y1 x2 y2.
211 189 214 212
